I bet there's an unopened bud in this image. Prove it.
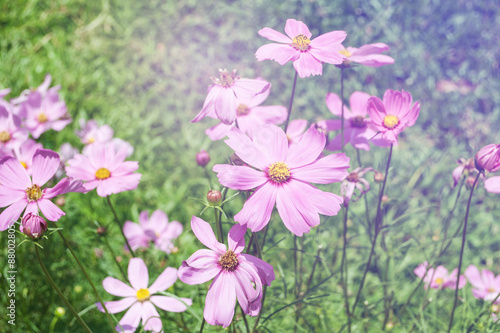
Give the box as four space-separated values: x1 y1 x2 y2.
475 143 500 173
196 149 210 167
56 196 65 206
374 172 385 183
74 285 83 293
207 190 222 206
55 307 66 318
385 322 394 330
21 213 47 239
381 195 390 203
97 226 107 236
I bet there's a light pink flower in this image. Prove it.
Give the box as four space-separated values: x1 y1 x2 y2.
213 125 350 236
192 69 270 125
452 157 479 188
206 80 286 140
465 265 500 303
98 258 192 333
0 103 29 151
76 119 114 145
178 216 274 328
367 89 420 144
123 210 183 254
19 76 71 139
414 261 466 290
66 142 141 197
317 91 391 151
338 43 394 67
286 119 308 148
475 144 500 173
341 167 373 206
58 143 79 164
0 149 84 230
256 19 346 78
485 176 500 194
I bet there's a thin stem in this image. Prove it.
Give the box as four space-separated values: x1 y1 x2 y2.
214 207 223 243
53 226 116 332
447 172 481 332
199 318 206 333
340 205 351 332
240 305 250 333
35 246 93 333
103 232 128 281
357 149 373 241
106 196 136 257
294 235 299 297
252 285 268 332
284 71 299 133
340 67 345 151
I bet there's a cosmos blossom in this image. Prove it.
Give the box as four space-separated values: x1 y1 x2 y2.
256 19 346 78
65 142 141 197
338 43 394 67
0 149 84 231
414 262 466 290
76 119 114 145
0 103 29 152
213 125 350 236
123 210 183 254
367 89 420 144
98 258 192 333
178 216 274 328
464 265 500 303
192 69 270 125
341 167 374 206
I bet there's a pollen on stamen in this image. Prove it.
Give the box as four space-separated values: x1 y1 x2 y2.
20 161 27 169
268 162 291 184
212 69 238 87
26 184 43 201
95 168 111 180
136 288 150 302
0 131 11 143
346 172 359 183
339 49 352 58
37 113 48 123
292 34 311 51
383 115 399 129
237 104 250 116
219 250 239 271
435 277 444 285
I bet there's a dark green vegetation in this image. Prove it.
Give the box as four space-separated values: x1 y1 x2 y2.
1 0 500 332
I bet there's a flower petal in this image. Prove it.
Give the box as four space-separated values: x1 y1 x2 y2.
293 52 323 78
148 267 178 294
240 253 275 286
128 258 149 290
234 182 277 232
116 302 142 333
258 27 292 43
0 199 27 231
0 187 25 207
204 272 236 328
286 126 326 168
178 249 221 285
31 149 60 186
141 301 162 332
96 297 136 314
150 296 192 312
37 199 65 221
225 127 271 169
464 265 486 290
292 153 350 184
191 216 226 254
284 19 312 39
0 156 31 190
228 223 247 254
255 43 299 65
214 87 237 125
213 164 267 190
102 277 136 297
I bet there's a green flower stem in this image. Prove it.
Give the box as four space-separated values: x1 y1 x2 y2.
284 71 298 132
214 206 223 243
340 205 351 332
340 67 345 151
106 196 136 257
35 246 93 333
102 231 128 281
447 172 482 332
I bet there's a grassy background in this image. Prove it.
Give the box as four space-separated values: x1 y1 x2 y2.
1 0 500 332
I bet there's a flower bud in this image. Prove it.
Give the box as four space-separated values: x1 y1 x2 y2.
97 226 107 236
54 307 66 318
196 149 210 167
21 213 47 239
475 144 500 173
207 190 222 206
56 196 65 206
381 195 390 204
374 172 385 183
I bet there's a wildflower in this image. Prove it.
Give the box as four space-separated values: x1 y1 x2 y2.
206 80 286 140
0 104 29 151
192 69 270 125
338 43 394 68
414 261 466 290
475 144 500 173
317 91 390 151
97 258 192 333
196 149 211 167
123 210 183 254
65 142 141 197
464 265 500 302
341 167 373 206
367 89 420 144
178 216 274 328
20 213 47 239
76 119 114 145
0 149 84 230
452 157 478 187
213 125 350 236
256 19 346 77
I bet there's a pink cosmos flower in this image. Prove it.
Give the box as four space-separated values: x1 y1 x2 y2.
76 119 114 145
341 167 374 206
414 262 466 290
465 265 500 302
206 80 287 140
317 91 391 151
66 142 141 197
286 119 308 148
256 19 346 78
338 43 394 67
19 76 71 139
178 216 275 328
0 104 29 152
98 258 192 333
213 125 350 236
192 69 270 125
123 210 183 254
0 149 84 230
475 144 500 173
367 89 420 144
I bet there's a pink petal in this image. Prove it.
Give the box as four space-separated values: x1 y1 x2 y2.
95 174 141 197
178 249 221 285
349 54 395 67
228 223 247 254
148 267 178 294
325 93 345 117
117 302 142 333
213 164 267 190
233 267 260 315
464 265 486 290
232 79 270 101
123 221 144 239
240 253 275 286
191 216 226 254
255 43 299 65
293 52 323 78
349 91 371 116
284 19 312 39
102 277 136 297
250 105 287 125
0 199 27 231
110 161 139 177
43 177 85 198
252 125 289 162
485 177 500 193
214 87 237 125
164 221 183 239
234 182 277 232
0 187 25 207
141 301 162 332
192 85 221 123
258 27 292 43
285 127 326 168
37 199 65 221
150 296 192 312
310 30 346 48
96 297 136 314
225 128 271 169
286 119 308 139
291 153 350 184
206 122 233 141
204 272 236 328
309 43 344 64
31 149 60 186
0 156 31 190
128 258 149 290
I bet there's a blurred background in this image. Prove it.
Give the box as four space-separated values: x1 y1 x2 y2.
1 0 500 331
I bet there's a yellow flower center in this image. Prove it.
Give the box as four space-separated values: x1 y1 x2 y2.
268 162 291 183
0 131 11 143
236 104 250 116
87 137 95 144
350 116 366 128
346 172 359 183
339 49 352 58
37 113 48 123
219 250 239 271
435 277 444 285
383 115 399 129
136 288 150 302
292 34 311 51
488 287 496 293
26 184 43 201
95 168 111 180
20 161 27 169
